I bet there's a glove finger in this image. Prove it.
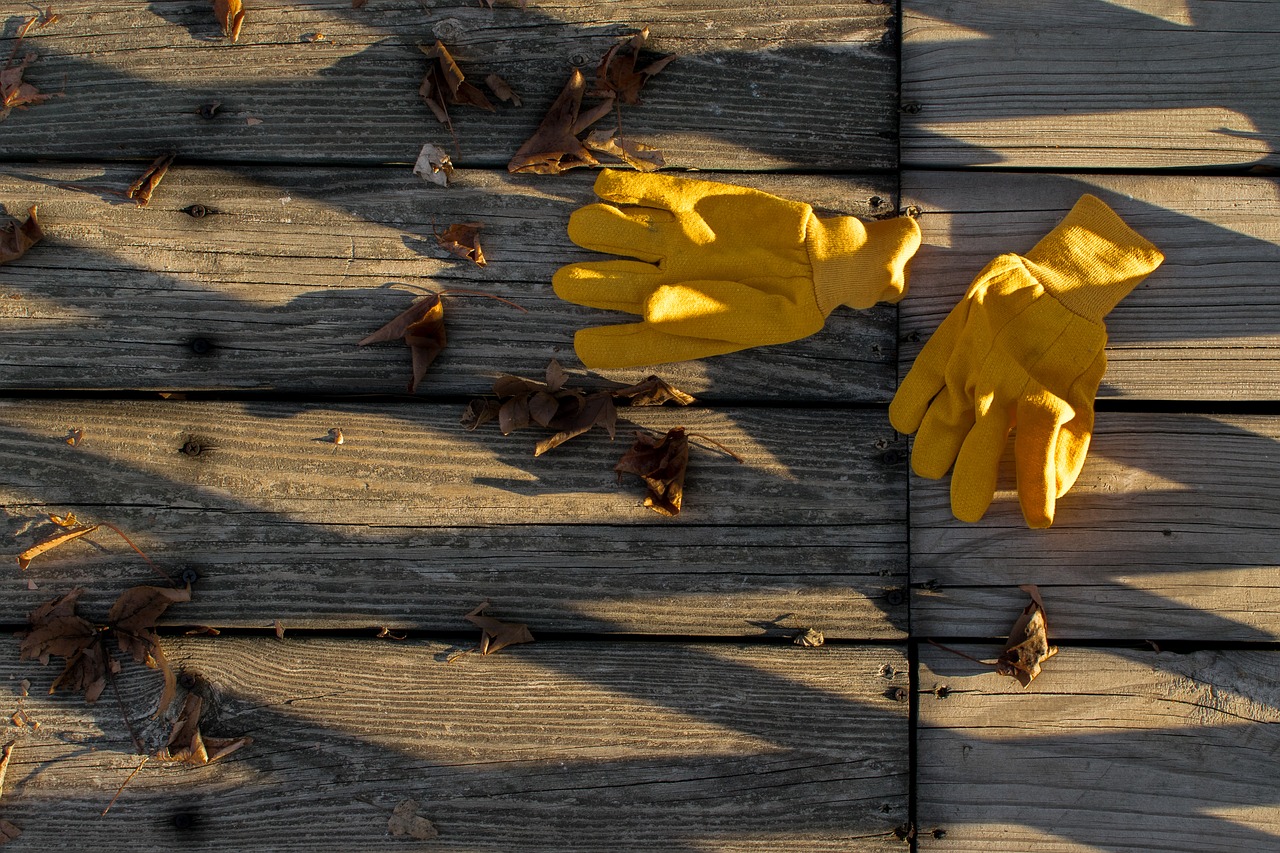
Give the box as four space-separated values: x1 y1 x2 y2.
889 298 972 435
950 404 1013 523
1014 392 1070 529
574 323 745 370
567 202 676 261
553 260 665 314
641 281 822 346
592 168 743 212
1054 350 1106 497
909 383 974 480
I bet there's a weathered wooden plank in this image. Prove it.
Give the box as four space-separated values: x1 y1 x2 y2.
0 636 909 851
0 0 897 171
1 398 908 636
0 164 899 401
900 171 1280 400
910 413 1280 642
902 1 1280 169
917 645 1280 851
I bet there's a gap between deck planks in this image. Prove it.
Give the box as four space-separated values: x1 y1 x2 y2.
0 637 910 852
0 0 898 171
901 0 1280 170
916 645 1280 852
0 165 899 402
1 398 907 637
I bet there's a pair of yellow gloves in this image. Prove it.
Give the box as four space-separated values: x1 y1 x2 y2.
554 170 1164 528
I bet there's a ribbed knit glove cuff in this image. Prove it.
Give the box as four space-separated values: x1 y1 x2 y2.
807 214 922 313
1023 194 1165 322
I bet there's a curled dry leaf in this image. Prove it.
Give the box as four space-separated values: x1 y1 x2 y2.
436 222 486 266
583 129 664 172
17 523 99 570
359 293 447 393
507 68 614 175
996 585 1058 687
412 142 454 187
212 0 245 42
793 628 825 648
484 72 521 106
419 40 494 130
1 16 56 122
615 427 689 516
156 693 252 765
0 206 43 265
465 602 534 655
0 742 14 797
389 799 439 840
0 820 18 846
593 26 676 105
126 153 175 207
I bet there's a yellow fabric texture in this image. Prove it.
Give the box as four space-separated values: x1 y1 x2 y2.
553 170 922 369
889 194 1164 529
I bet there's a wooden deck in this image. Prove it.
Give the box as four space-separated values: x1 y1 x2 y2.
1 1 1277 850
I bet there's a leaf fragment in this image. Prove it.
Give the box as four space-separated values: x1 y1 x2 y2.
1 42 53 122
126 153 175 207
484 72 521 106
388 798 438 840
593 26 676 105
213 0 245 42
615 427 689 516
17 523 100 571
435 222 486 266
794 628 825 648
583 129 665 172
0 819 18 846
0 742 14 798
995 585 1058 687
507 68 612 175
156 693 252 765
359 294 447 393
419 40 494 130
412 142 454 187
464 602 534 655
0 206 42 265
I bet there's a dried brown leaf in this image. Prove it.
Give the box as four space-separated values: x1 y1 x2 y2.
995 585 1058 687
212 0 245 41
461 398 501 431
108 583 192 717
1 49 53 121
389 798 438 839
593 26 676 105
359 294 447 393
412 142 453 187
17 523 99 570
583 129 665 172
126 153 174 207
19 588 112 703
436 222 486 266
0 742 14 798
0 819 19 846
615 427 689 516
0 206 42 265
484 72 521 106
419 41 494 129
612 375 696 407
156 693 252 765
508 68 613 175
464 602 534 655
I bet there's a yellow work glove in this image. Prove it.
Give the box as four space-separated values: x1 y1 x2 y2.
889 194 1164 528
553 170 922 368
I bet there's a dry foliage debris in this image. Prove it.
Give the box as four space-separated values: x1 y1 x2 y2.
359 293 447 393
996 585 1058 687
508 27 673 175
464 602 534 655
614 427 690 516
155 693 252 765
213 0 245 42
419 40 495 131
126 154 175 207
0 206 42 265
19 583 192 716
1 15 57 122
412 142 454 187
462 360 695 456
389 798 439 839
435 222 486 266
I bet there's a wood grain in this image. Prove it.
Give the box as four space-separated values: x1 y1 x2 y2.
1 398 907 636
910 413 1280 642
0 636 909 852
0 164 898 401
900 171 1280 401
902 0 1280 169
917 645 1280 852
0 0 897 171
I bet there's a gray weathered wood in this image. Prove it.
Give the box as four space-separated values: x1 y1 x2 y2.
900 171 1280 400
0 164 898 401
0 0 897 171
910 413 1280 643
1 398 907 636
917 645 1280 852
902 0 1280 169
0 636 909 851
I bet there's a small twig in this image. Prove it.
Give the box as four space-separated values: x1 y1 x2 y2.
685 432 745 464
927 638 997 667
100 755 149 817
0 742 14 798
435 288 529 313
106 664 144 756
99 523 176 585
